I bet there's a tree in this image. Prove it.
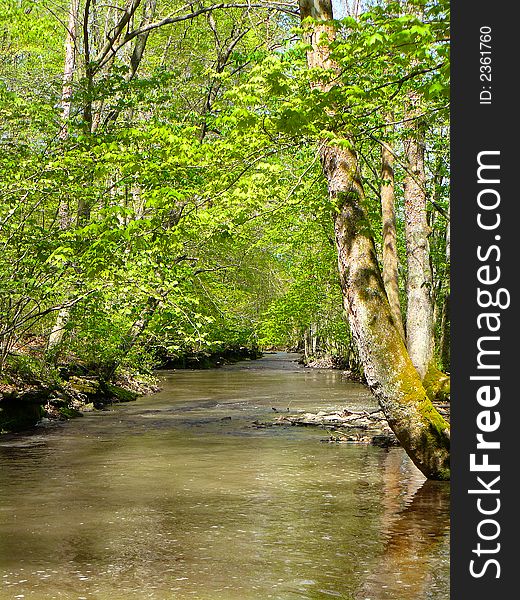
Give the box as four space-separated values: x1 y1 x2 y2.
1 0 293 376
403 100 435 379
402 0 435 380
380 130 405 340
1 0 451 480
298 0 450 480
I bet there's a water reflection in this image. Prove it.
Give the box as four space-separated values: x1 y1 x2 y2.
356 451 450 600
0 353 449 599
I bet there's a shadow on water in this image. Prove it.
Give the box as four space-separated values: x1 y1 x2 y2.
0 353 449 599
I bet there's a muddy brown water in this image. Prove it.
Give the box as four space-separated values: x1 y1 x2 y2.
0 353 449 599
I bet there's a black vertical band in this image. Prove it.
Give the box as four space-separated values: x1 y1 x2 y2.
451 1 517 597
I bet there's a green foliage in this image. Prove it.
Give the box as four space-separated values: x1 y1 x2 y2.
0 0 450 382
4 352 61 387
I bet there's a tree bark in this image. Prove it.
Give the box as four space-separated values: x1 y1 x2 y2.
439 221 450 372
104 295 160 380
439 292 450 371
102 0 158 129
59 0 79 141
56 0 80 230
403 94 435 380
48 0 80 351
380 136 405 340
47 306 71 351
298 0 450 480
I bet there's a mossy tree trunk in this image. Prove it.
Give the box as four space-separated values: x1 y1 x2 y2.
298 0 450 480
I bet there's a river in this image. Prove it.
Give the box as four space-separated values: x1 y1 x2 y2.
0 352 449 599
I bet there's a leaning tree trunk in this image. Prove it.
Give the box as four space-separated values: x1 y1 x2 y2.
380 134 405 340
298 0 449 480
439 292 450 371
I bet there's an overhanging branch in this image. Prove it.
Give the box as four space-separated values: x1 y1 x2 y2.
95 2 299 70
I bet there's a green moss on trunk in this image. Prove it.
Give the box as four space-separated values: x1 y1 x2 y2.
423 364 450 402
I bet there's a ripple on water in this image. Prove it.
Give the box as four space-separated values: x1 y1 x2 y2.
0 354 449 599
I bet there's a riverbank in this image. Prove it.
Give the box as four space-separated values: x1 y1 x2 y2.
301 354 363 380
293 354 450 446
0 345 262 433
256 401 451 447
2 350 449 448
0 368 158 433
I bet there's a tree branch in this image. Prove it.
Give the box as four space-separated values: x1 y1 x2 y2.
95 2 298 70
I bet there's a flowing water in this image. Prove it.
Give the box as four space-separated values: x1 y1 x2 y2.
0 353 449 599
